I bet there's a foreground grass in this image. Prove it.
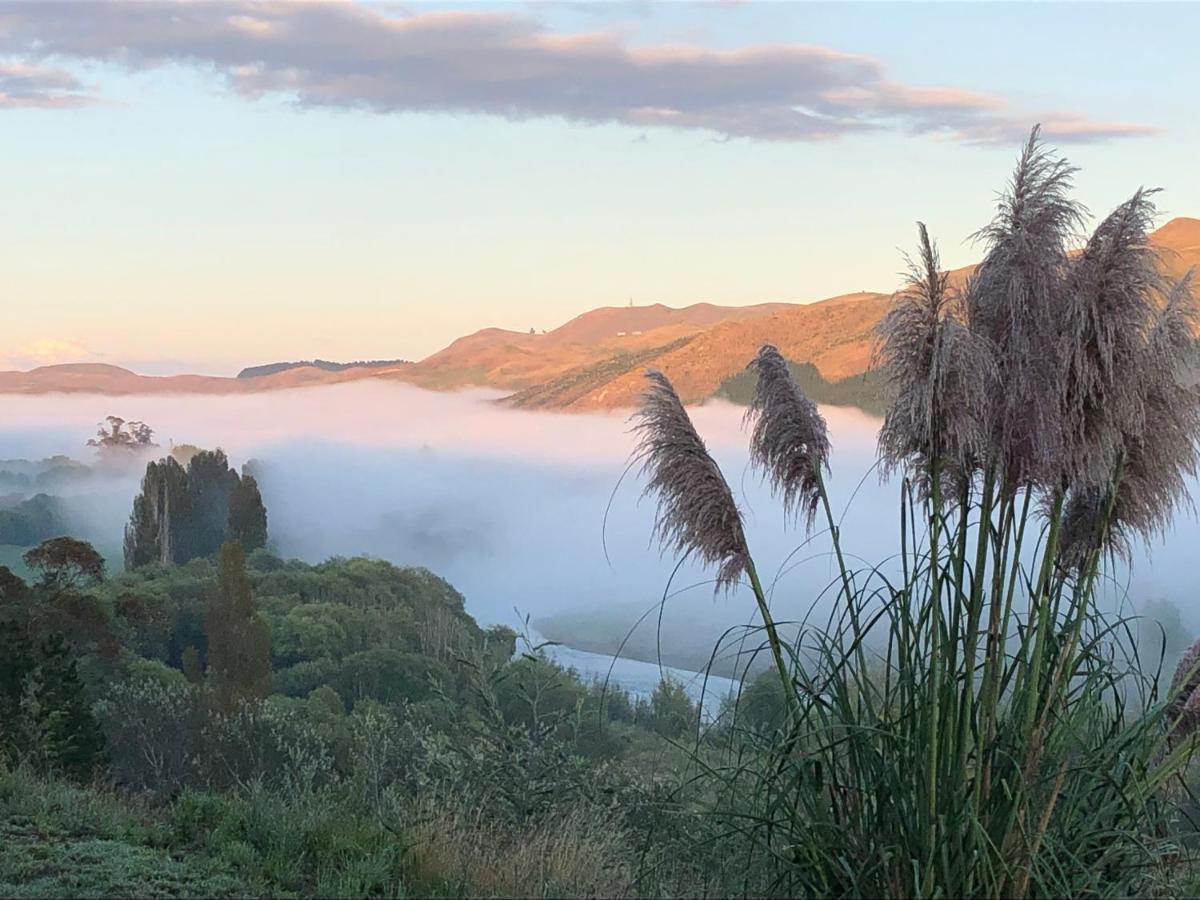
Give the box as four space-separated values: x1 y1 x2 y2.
0 766 640 899
0 771 253 898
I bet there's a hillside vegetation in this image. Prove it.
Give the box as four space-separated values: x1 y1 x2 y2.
0 536 762 897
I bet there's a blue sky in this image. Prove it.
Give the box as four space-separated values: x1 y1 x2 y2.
1 1 1196 375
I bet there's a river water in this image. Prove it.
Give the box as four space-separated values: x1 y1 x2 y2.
540 639 740 721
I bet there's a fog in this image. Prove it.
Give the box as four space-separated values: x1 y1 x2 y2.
2 381 1197 679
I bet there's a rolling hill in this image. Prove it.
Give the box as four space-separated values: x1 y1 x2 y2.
3 218 1197 410
505 292 889 410
396 301 794 392
0 362 409 395
237 359 411 379
504 216 1200 411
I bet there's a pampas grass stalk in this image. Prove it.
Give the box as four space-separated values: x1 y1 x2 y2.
633 369 798 723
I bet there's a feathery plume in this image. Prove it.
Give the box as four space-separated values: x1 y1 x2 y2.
876 223 996 496
1167 636 1200 749
1060 188 1165 490
1117 273 1200 534
746 344 830 530
632 369 750 590
1058 272 1200 568
966 125 1086 490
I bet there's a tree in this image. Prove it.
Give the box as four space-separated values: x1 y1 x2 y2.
124 456 190 568
188 450 238 560
0 565 29 608
227 472 268 552
0 618 36 748
125 451 267 569
88 416 156 452
738 669 789 736
205 541 271 712
17 634 106 779
23 537 105 595
649 676 697 739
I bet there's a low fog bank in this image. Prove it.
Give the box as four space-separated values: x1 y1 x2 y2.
1 381 1196 674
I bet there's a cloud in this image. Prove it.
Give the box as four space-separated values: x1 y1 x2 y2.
0 60 97 108
0 1 1156 144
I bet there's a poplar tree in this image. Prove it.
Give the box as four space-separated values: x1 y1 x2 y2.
205 541 271 712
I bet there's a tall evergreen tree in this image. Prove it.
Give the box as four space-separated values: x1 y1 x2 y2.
187 450 237 561
205 541 271 712
227 472 268 553
124 456 189 568
125 452 266 569
17 634 106 779
0 618 35 750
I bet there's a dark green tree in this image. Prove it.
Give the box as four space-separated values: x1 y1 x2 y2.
0 618 36 749
125 451 267 568
205 541 271 712
648 676 697 739
124 456 189 567
187 450 238 561
0 564 29 608
18 634 106 779
0 568 35 750
23 537 105 595
227 471 268 552
737 669 789 736
14 540 115 664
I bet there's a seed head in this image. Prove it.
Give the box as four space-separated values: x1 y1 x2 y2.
746 344 830 530
633 370 749 590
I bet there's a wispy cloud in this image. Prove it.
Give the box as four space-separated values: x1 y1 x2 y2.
0 1 1157 144
0 60 96 108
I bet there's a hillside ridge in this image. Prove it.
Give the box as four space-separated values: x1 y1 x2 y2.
4 218 1196 407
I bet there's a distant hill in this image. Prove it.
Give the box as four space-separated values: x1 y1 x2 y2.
505 292 891 411
3 218 1196 411
398 301 793 392
0 362 411 395
238 359 411 379
500 218 1200 412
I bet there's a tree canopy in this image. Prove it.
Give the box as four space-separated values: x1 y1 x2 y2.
124 450 268 569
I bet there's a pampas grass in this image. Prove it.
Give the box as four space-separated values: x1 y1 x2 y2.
633 126 1200 899
967 125 1085 491
746 343 830 530
877 222 995 495
632 369 750 592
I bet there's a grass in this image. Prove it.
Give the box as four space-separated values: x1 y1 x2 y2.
625 135 1200 898
0 768 254 899
0 765 651 899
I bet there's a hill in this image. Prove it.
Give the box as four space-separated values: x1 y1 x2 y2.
237 358 411 379
506 292 890 410
3 218 1196 408
396 301 793 392
504 218 1200 411
0 361 409 395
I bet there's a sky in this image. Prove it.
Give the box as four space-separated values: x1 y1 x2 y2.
1 0 1198 375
